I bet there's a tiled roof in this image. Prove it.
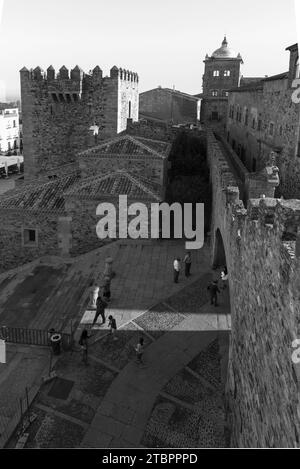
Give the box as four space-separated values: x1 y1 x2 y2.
229 72 289 93
78 135 170 159
263 72 288 82
0 174 79 212
64 169 162 201
140 88 200 101
228 81 264 92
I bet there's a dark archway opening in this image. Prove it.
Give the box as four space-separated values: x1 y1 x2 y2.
213 228 226 269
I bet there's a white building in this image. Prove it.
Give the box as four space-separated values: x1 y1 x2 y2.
0 108 20 155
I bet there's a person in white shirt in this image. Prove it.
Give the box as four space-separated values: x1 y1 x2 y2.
173 257 181 283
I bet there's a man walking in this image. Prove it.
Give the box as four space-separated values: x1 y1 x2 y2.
207 280 220 307
173 257 181 283
92 295 108 326
183 252 192 277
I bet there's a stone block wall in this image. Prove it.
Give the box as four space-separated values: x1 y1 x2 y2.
226 76 300 199
20 66 139 182
125 118 175 142
139 88 199 124
0 209 60 272
65 196 155 256
207 130 300 448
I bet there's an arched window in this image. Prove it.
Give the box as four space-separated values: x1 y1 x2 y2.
213 70 220 77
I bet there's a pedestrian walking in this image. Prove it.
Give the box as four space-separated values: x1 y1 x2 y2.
92 295 108 326
173 257 181 283
89 281 99 309
108 315 118 340
135 337 144 364
220 266 228 290
207 280 220 307
103 276 111 302
183 252 192 277
78 329 90 364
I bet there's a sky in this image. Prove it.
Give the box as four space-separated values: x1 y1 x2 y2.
0 0 299 100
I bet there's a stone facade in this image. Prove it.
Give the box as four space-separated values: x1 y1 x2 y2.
207 129 300 448
200 37 243 130
20 65 139 182
226 43 300 199
139 87 200 124
0 168 163 272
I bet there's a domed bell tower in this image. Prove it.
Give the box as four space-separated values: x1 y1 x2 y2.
200 36 243 130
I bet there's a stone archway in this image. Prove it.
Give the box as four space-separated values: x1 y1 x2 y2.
212 228 226 269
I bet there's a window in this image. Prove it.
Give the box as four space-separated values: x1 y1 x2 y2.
58 93 65 102
258 119 262 131
213 70 220 77
252 118 256 129
128 100 131 118
52 93 58 103
245 108 249 126
269 123 274 136
22 228 38 247
252 158 257 172
232 139 236 150
14 140 17 149
13 120 16 128
222 90 229 97
224 70 231 77
297 141 300 157
211 90 218 97
211 111 219 120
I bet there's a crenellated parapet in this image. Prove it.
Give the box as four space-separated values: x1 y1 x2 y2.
207 128 300 262
110 66 139 82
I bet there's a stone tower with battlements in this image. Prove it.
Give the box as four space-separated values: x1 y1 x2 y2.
20 65 139 181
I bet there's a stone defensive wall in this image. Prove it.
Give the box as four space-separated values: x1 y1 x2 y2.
20 65 138 100
207 129 300 447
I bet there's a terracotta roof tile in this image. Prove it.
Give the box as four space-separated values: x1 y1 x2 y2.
78 135 170 159
64 169 162 201
0 174 80 212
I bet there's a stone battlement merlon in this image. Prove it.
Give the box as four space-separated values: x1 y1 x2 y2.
20 65 139 83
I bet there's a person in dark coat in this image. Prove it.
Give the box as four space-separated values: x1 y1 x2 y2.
92 295 108 326
207 280 220 306
183 252 192 277
78 329 91 364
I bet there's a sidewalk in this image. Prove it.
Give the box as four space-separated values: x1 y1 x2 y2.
81 293 230 448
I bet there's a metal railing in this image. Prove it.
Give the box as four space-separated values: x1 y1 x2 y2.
0 325 72 350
